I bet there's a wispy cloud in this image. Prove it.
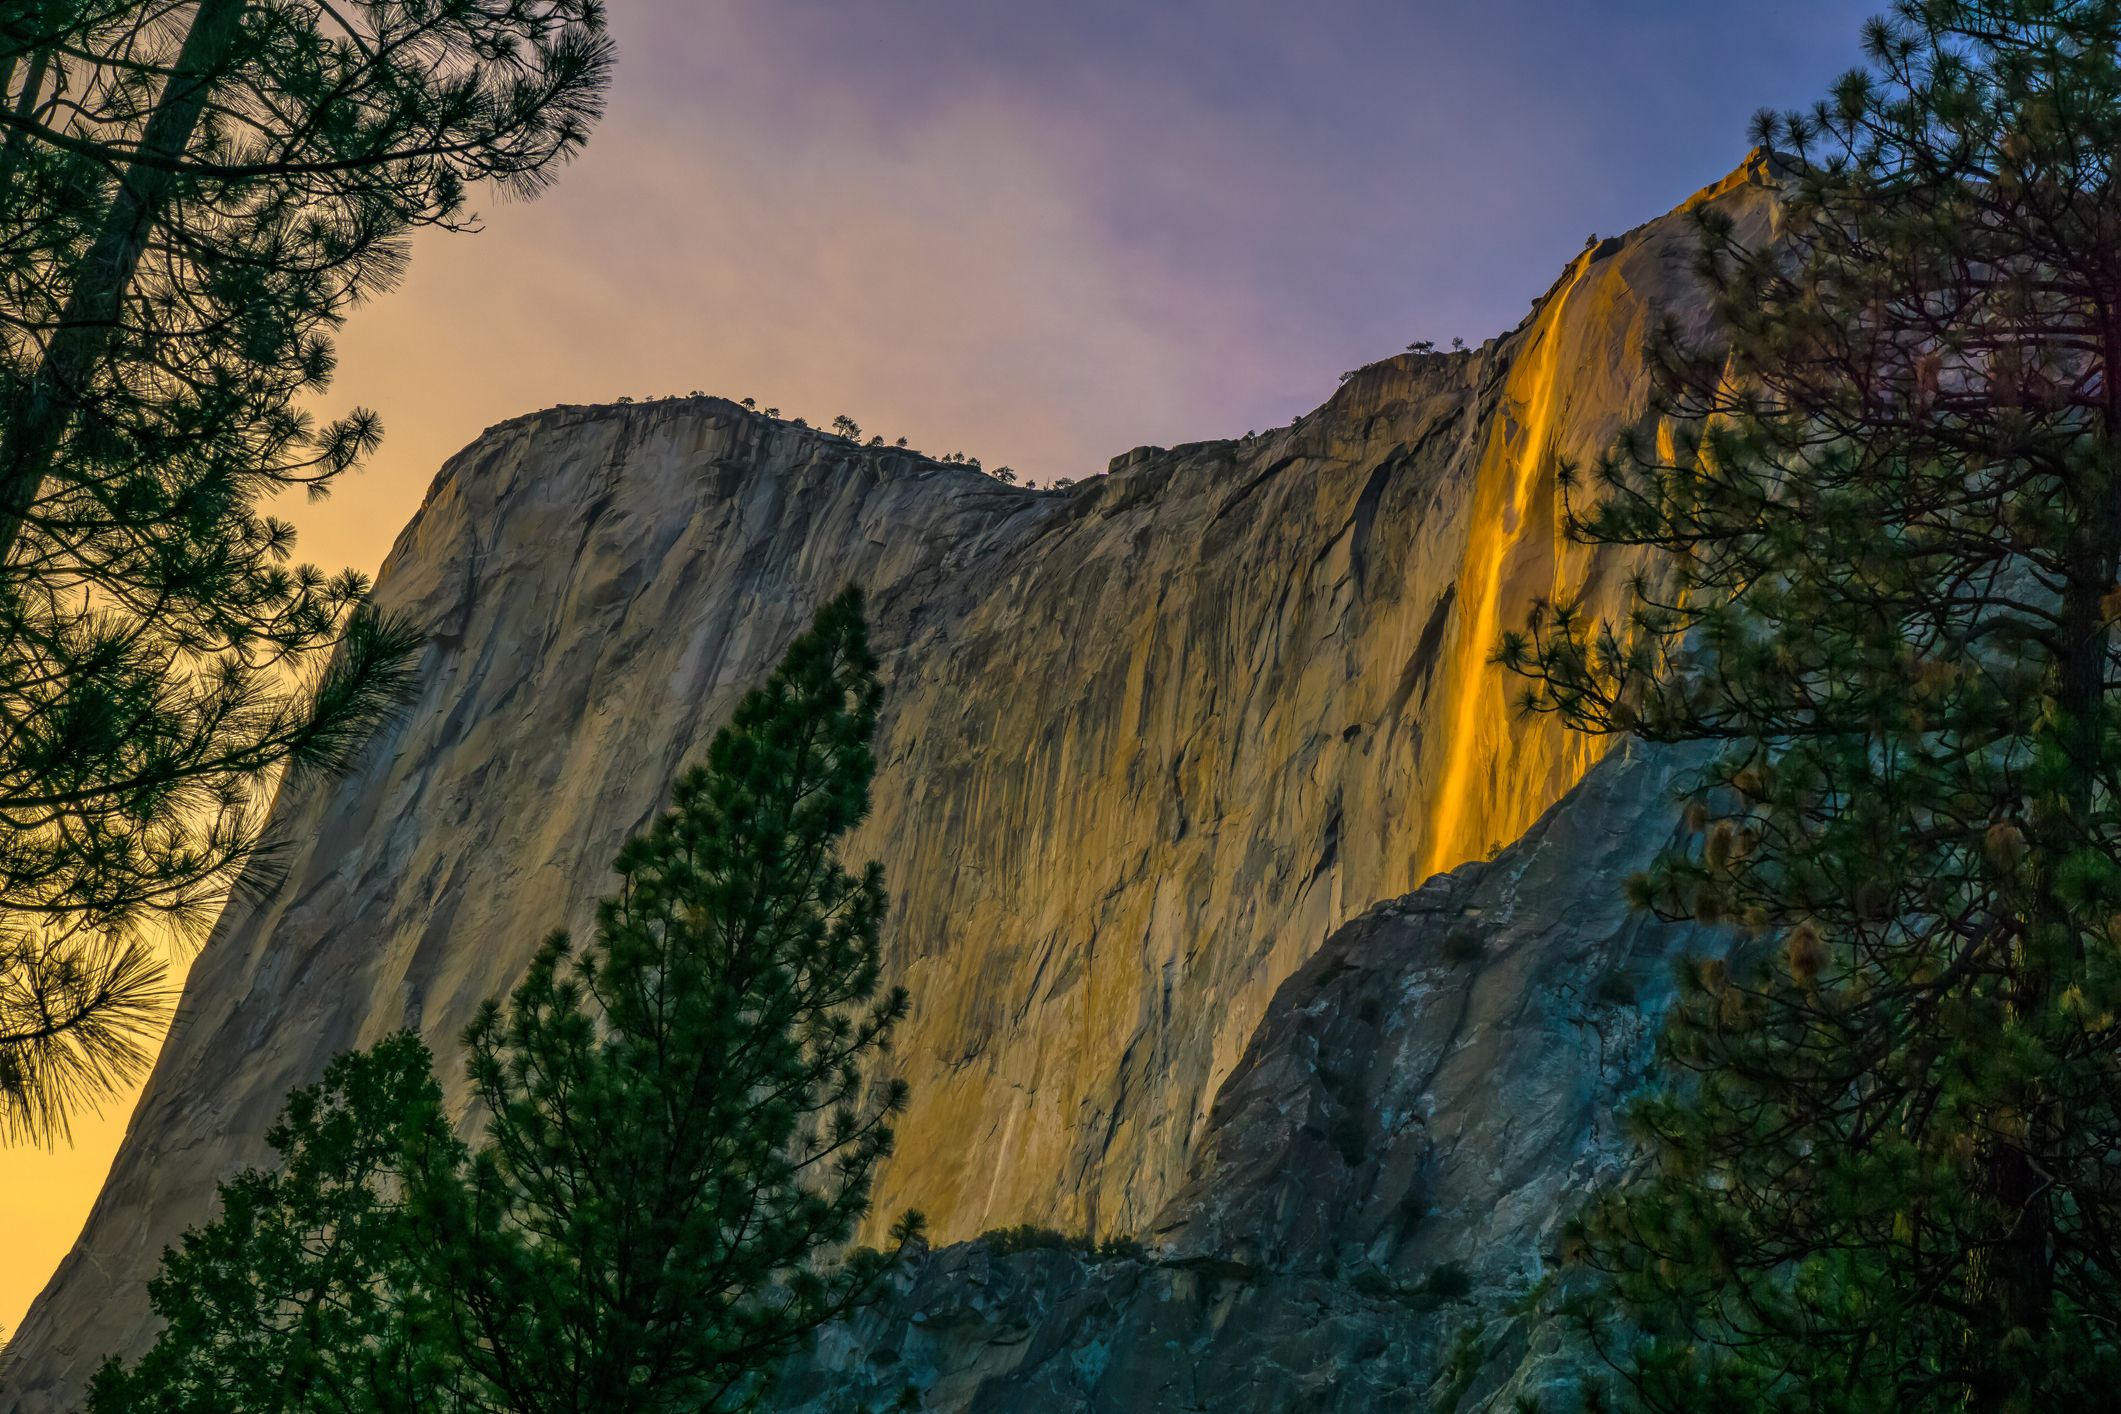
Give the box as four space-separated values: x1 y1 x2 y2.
305 0 1870 576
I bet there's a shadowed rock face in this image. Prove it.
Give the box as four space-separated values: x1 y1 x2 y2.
5 156 1776 1411
770 744 1706 1413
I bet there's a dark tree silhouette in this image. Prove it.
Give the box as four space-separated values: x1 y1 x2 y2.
92 591 923 1413
0 0 611 1142
440 587 922 1412
1506 4 2121 1407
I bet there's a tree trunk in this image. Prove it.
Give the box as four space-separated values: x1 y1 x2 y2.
0 5 60 203
1961 321 2121 1410
0 0 249 567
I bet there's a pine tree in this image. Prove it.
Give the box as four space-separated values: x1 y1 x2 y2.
1502 5 2121 1408
438 586 922 1412
85 1033 473 1413
91 591 922 1412
0 1 611 1141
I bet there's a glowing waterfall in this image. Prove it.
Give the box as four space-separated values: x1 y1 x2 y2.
1418 255 1594 880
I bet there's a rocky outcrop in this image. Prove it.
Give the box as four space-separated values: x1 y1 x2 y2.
4 155 1778 1410
770 743 1706 1413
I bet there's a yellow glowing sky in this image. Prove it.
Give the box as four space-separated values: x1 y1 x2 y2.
1 0 1874 1341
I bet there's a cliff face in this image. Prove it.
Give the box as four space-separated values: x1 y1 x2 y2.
5 155 1778 1410
771 742 1706 1413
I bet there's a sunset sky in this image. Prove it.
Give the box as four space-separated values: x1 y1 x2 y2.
6 0 1873 1338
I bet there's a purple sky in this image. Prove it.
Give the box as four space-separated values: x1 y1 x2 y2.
296 0 1877 578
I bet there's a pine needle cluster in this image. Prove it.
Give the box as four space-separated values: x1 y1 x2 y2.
0 0 611 1142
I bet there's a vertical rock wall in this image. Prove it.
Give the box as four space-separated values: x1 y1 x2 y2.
4 154 1779 1412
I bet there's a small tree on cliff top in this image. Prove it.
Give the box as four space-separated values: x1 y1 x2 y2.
91 590 922 1412
1505 4 2121 1409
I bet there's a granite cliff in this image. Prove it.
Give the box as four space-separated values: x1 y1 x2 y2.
4 154 1780 1410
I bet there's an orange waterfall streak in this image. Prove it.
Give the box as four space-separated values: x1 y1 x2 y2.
1418 256 1590 880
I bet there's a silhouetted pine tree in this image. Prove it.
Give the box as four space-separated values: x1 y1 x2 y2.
86 1033 473 1413
91 591 921 1412
436 586 920 1412
0 0 611 1142
1503 4 2121 1408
